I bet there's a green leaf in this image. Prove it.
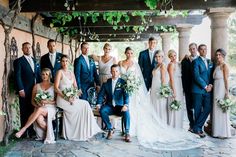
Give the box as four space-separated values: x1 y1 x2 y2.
113 26 118 30
0 110 6 116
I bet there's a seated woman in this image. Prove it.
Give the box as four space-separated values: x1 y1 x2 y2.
54 55 101 141
15 68 57 144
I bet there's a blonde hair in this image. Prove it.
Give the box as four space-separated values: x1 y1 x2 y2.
41 68 52 82
168 49 176 58
155 50 164 57
103 43 112 49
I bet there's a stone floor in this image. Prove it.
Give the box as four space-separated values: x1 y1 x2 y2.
3 130 236 157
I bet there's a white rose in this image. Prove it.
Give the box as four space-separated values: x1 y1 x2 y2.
41 95 47 100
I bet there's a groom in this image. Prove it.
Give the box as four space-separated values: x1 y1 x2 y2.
138 37 157 90
96 64 130 142
192 44 214 138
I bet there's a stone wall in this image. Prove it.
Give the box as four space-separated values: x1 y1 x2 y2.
0 2 73 141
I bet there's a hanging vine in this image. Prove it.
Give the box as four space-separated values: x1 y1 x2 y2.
0 0 23 145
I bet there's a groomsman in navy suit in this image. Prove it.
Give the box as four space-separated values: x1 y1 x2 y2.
40 39 62 82
96 64 130 142
191 44 214 138
138 37 157 90
181 43 198 131
14 42 41 136
74 42 100 100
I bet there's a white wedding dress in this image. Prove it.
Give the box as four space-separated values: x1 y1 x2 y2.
120 61 202 150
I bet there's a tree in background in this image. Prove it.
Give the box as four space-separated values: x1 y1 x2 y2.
228 11 236 68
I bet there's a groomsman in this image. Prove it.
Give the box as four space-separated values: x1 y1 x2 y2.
40 39 62 82
181 43 198 131
96 64 130 142
138 37 158 90
74 42 100 100
14 42 41 137
191 44 214 138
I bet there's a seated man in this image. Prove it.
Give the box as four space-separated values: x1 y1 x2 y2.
96 64 130 142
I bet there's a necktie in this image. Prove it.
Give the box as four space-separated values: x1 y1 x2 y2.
85 56 90 69
204 59 208 69
112 80 117 107
50 54 55 67
27 57 34 72
150 52 153 63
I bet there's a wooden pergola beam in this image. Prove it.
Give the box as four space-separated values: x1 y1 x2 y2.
9 0 236 12
45 15 205 27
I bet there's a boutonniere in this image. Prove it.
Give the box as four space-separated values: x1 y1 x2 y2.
116 82 122 88
56 56 61 63
88 56 94 63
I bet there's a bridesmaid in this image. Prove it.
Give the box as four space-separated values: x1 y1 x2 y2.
16 68 56 144
150 50 169 124
167 50 184 129
55 55 101 141
212 48 232 138
91 43 117 85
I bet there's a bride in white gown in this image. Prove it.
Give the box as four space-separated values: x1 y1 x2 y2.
119 47 202 150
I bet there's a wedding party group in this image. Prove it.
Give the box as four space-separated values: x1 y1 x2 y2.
13 36 234 150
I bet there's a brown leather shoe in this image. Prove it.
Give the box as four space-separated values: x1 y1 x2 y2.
124 134 131 142
106 130 113 140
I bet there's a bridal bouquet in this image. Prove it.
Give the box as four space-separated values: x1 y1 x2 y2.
62 87 79 101
121 71 142 95
34 91 52 104
159 85 172 98
217 98 235 113
169 100 182 111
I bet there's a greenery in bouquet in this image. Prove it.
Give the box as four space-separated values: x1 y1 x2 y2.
217 98 236 113
159 85 172 98
169 100 182 111
62 87 79 101
121 72 142 95
34 91 52 104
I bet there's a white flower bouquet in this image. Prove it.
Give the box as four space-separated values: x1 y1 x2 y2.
159 85 172 98
34 91 52 104
121 71 142 95
62 87 79 101
169 100 182 111
217 98 235 113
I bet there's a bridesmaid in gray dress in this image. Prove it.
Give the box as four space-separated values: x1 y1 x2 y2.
150 50 169 124
16 68 56 144
90 43 117 85
54 55 101 141
212 48 233 138
167 50 184 129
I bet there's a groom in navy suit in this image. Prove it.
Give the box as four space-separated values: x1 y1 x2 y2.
96 64 130 142
138 37 157 90
74 42 100 100
40 39 62 82
14 42 41 136
192 44 214 138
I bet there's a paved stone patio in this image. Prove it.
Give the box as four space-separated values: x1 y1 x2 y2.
3 130 236 157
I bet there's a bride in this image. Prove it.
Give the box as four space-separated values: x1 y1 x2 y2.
119 47 202 150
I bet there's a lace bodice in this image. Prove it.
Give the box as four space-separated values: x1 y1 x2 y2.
59 71 74 90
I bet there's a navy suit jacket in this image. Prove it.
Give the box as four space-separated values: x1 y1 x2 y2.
191 57 214 94
14 56 41 96
97 78 129 107
138 49 157 90
74 55 100 90
181 57 193 94
40 52 62 82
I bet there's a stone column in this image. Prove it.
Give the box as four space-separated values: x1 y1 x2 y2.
160 33 172 63
207 7 235 60
176 24 193 61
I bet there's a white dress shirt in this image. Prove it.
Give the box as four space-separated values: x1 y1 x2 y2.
112 78 118 107
149 49 155 63
24 55 34 72
82 54 90 69
49 52 56 67
200 56 208 69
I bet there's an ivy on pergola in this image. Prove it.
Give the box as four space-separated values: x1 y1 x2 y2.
49 10 188 41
